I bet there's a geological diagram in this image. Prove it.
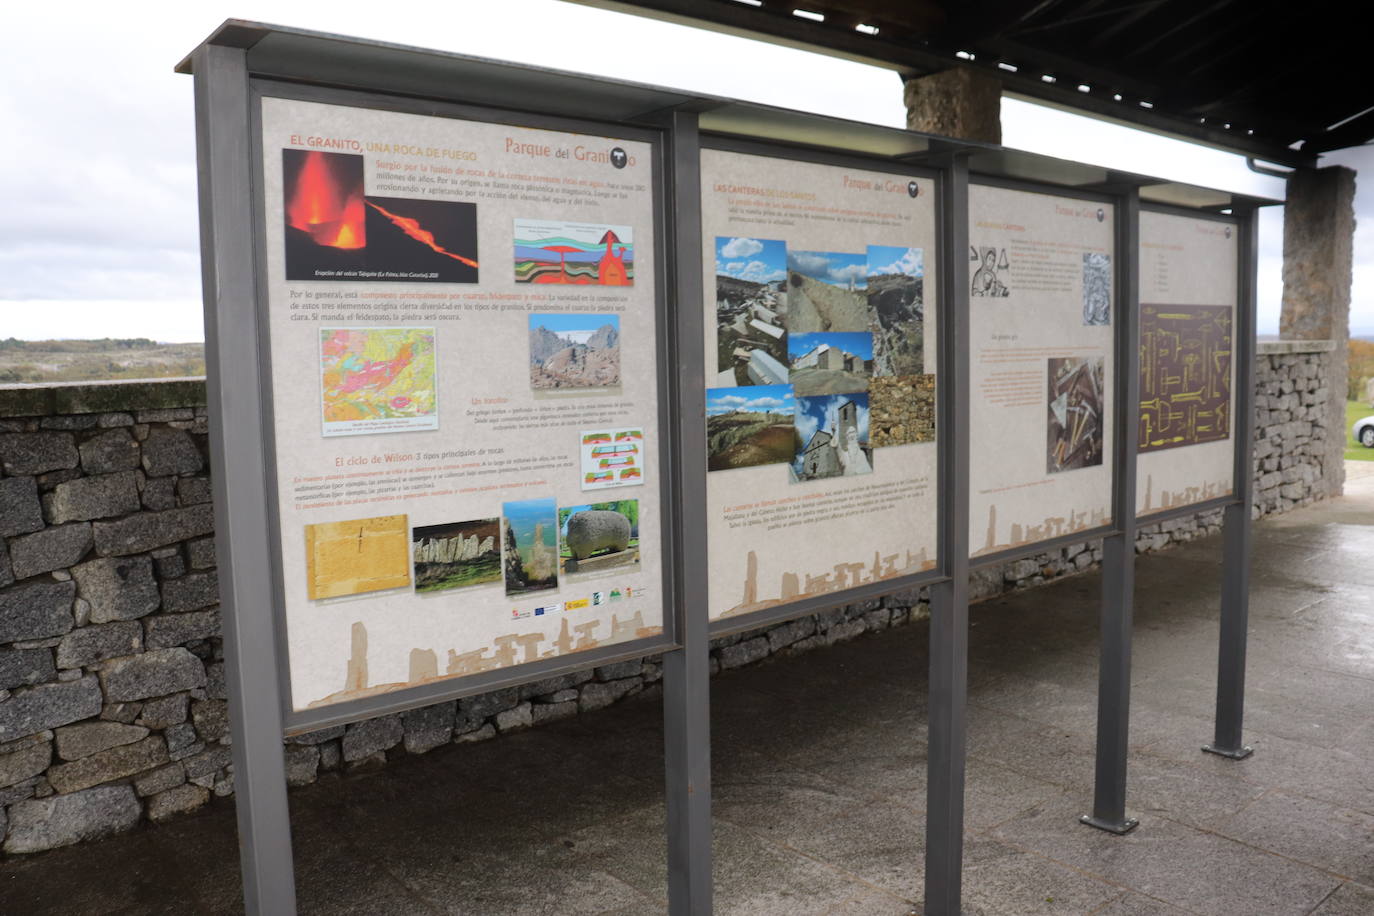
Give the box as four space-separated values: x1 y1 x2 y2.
1138 304 1232 452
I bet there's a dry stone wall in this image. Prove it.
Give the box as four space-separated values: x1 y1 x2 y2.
0 346 1337 853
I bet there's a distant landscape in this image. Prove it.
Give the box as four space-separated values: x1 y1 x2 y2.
0 339 205 385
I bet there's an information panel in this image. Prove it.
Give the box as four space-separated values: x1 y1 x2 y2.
700 148 939 622
258 97 664 712
968 183 1115 558
1136 209 1238 515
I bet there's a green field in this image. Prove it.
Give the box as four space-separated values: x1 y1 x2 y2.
415 553 502 593
0 338 204 385
1346 400 1374 461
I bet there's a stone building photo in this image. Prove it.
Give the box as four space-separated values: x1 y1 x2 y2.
792 393 873 481
787 331 873 397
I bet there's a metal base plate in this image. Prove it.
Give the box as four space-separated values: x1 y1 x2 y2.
1202 743 1254 760
1079 814 1139 835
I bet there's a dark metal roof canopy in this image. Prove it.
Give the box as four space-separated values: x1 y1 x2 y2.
176 19 1278 208
572 0 1371 168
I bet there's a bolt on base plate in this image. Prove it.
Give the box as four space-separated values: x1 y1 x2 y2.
1079 814 1139 835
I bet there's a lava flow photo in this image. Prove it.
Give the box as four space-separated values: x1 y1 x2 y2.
283 149 479 283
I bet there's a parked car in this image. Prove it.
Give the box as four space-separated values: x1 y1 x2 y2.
1354 414 1374 448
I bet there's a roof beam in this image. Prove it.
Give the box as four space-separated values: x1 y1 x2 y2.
564 0 1319 166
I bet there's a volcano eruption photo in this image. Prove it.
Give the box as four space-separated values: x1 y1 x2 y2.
282 149 479 283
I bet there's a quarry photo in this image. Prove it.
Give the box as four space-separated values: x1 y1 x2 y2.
528 312 621 395
714 236 789 386
866 245 925 376
786 250 870 333
706 383 799 471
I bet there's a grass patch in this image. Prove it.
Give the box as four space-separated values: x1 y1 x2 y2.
0 339 204 385
1346 400 1374 461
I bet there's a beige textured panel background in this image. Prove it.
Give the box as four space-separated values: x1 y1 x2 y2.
968 184 1115 557
260 98 663 711
700 149 939 622
1136 211 1239 516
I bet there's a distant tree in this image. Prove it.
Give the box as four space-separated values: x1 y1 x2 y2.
1349 339 1374 402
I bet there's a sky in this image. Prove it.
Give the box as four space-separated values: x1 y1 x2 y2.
705 385 795 417
716 236 788 284
529 312 618 336
3 0 1371 341
788 332 875 363
868 246 924 278
789 251 870 290
795 393 870 453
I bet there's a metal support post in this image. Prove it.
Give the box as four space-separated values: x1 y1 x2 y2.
1205 206 1258 761
192 44 299 914
1082 188 1141 835
663 110 713 915
925 153 971 916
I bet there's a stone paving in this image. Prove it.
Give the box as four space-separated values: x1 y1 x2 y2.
1 472 1372 915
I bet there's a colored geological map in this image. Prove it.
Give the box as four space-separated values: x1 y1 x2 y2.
320 328 439 437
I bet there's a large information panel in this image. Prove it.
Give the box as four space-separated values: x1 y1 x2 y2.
699 148 939 622
968 183 1115 558
1136 209 1239 515
258 97 664 712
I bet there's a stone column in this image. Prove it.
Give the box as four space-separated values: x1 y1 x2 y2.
1280 166 1356 497
903 67 1002 143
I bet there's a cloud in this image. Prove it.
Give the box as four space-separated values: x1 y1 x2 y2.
707 392 791 415
788 251 831 275
794 406 819 446
741 260 784 283
828 263 868 287
719 258 784 284
871 247 923 278
719 237 764 259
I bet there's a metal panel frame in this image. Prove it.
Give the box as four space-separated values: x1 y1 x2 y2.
1136 201 1253 762
964 174 1123 567
239 77 680 735
185 22 1263 916
1081 185 1141 835
663 109 714 916
925 149 971 916
1206 203 1258 760
192 44 299 914
695 133 950 637
1134 204 1243 521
